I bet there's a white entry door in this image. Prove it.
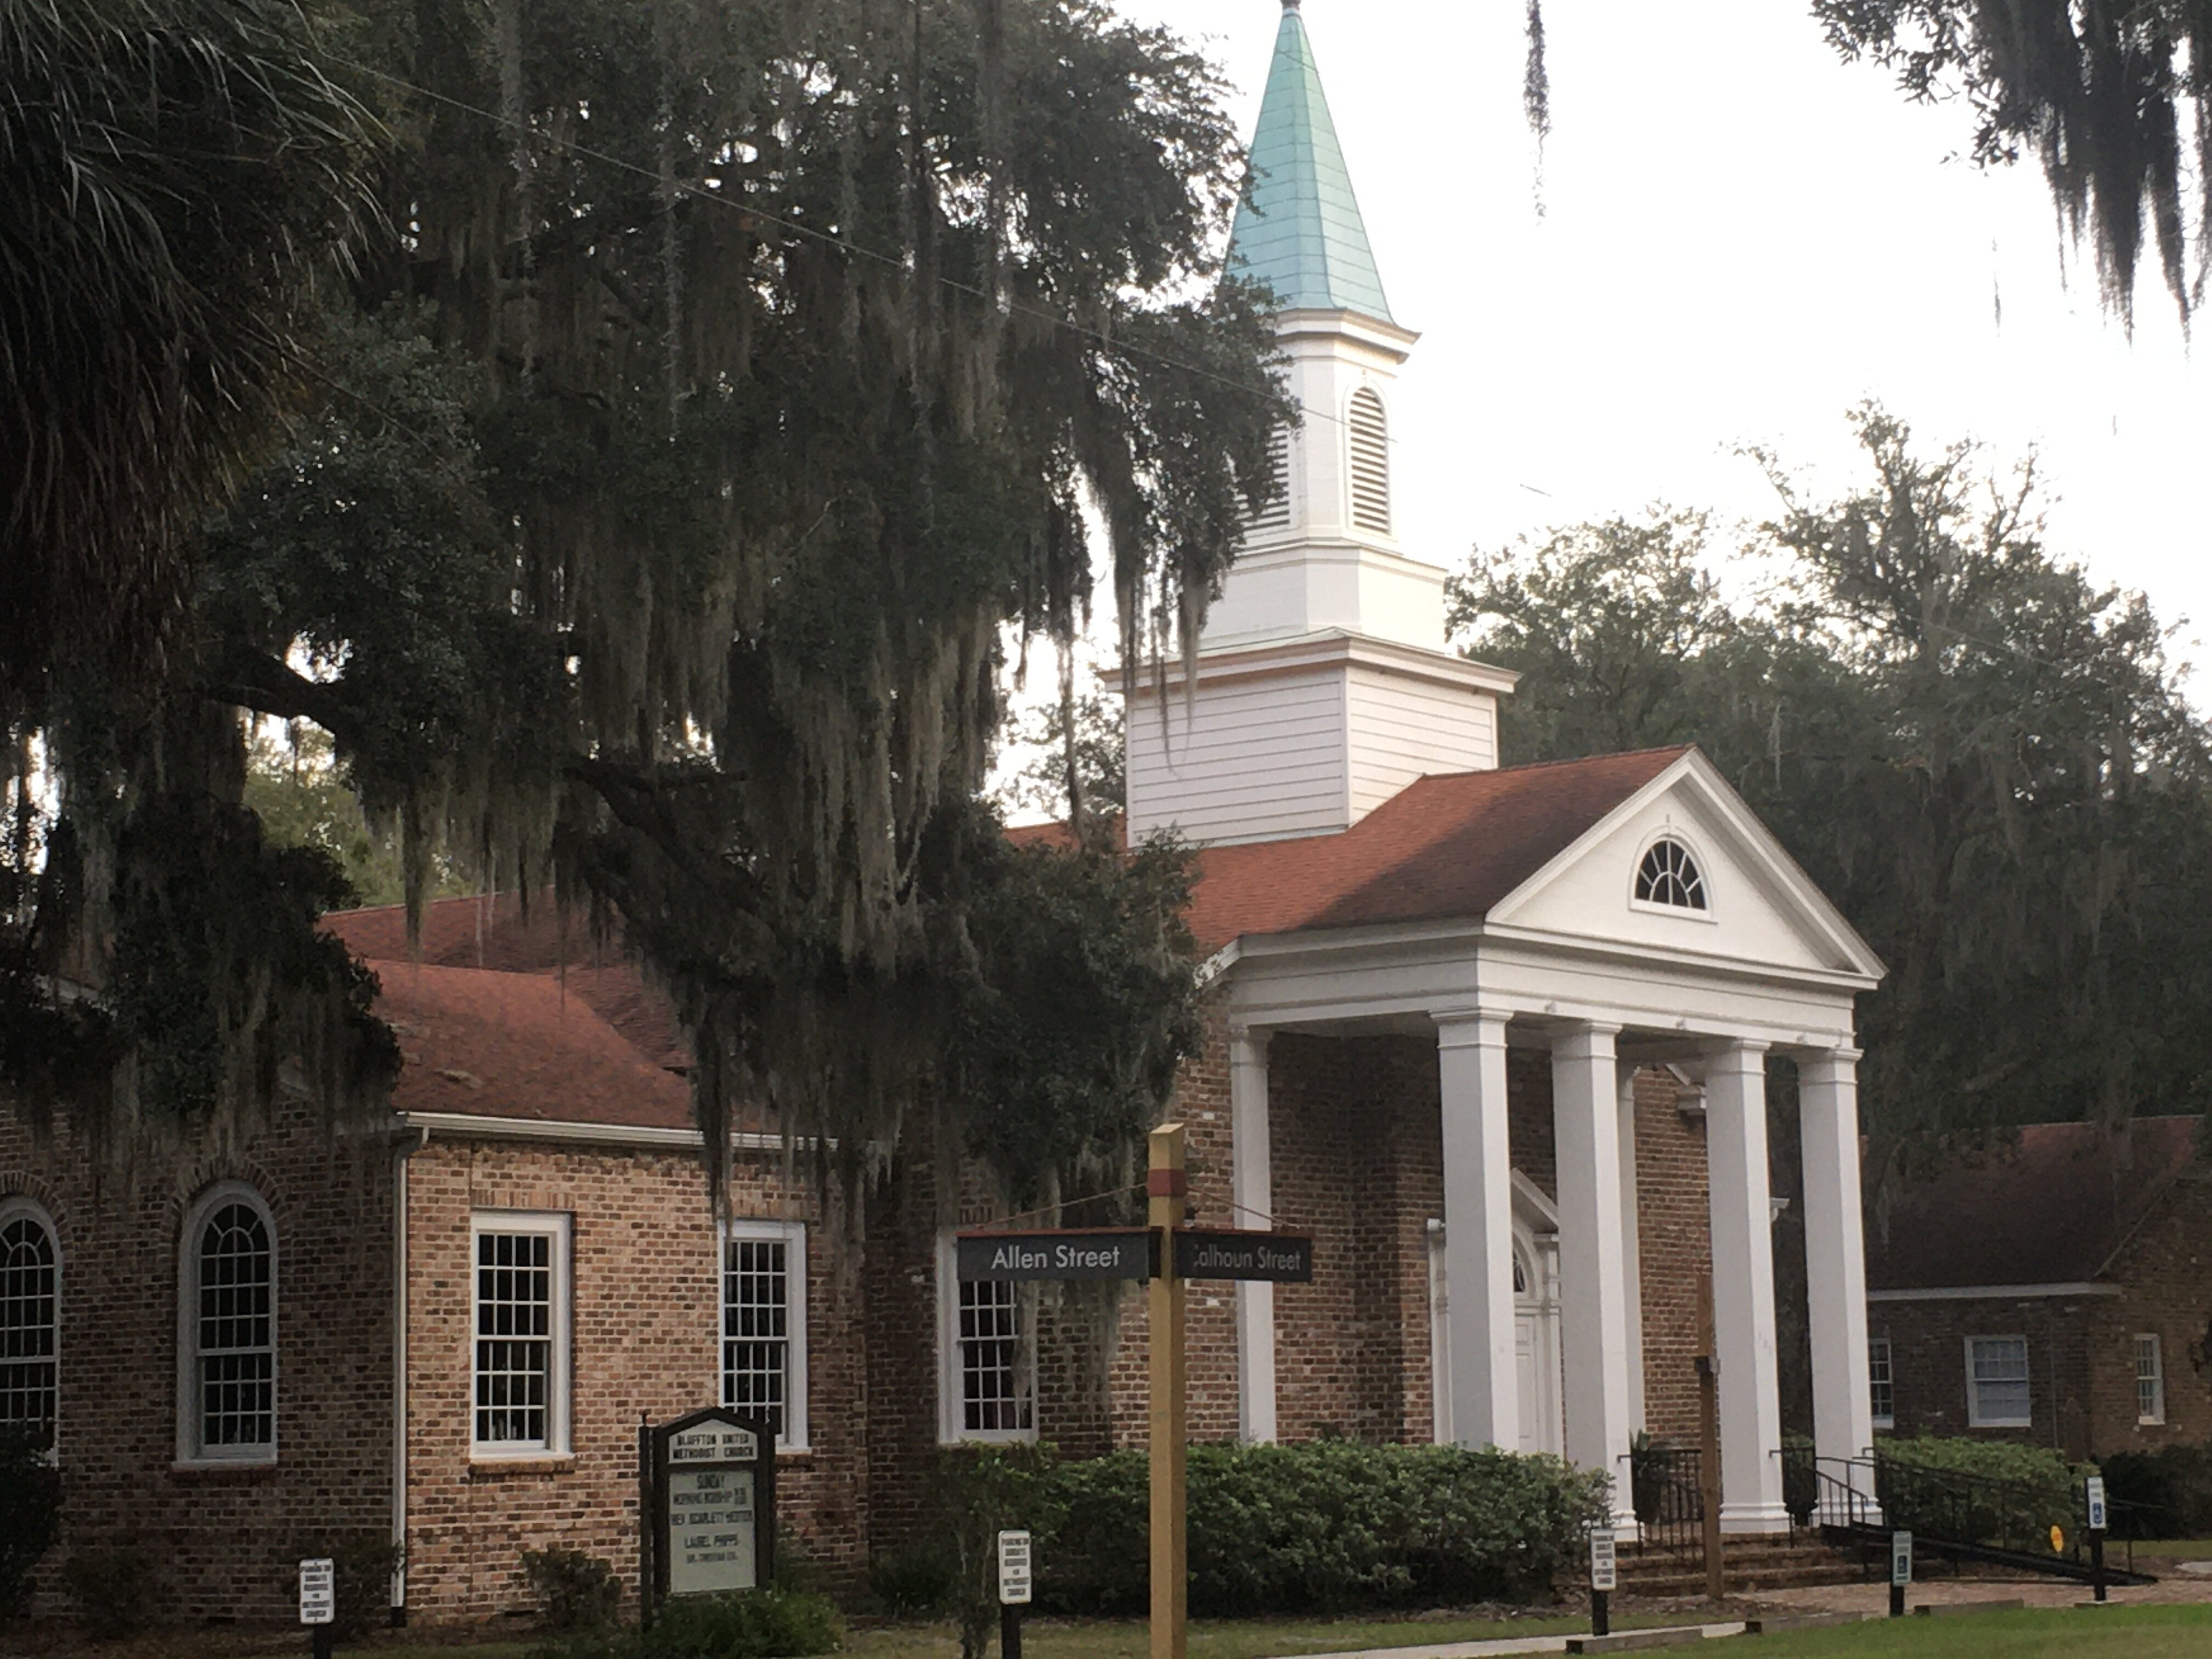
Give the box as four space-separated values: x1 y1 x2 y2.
1514 1313 1542 1453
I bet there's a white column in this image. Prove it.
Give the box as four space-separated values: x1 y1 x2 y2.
1800 1048 1874 1476
1616 1063 1646 1435
1554 1024 1637 1526
1705 1040 1790 1533
1436 1010 1519 1450
1230 1025 1277 1443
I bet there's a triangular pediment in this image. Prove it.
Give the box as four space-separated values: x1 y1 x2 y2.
1486 751 1882 983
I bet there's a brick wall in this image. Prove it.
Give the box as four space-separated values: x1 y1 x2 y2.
0 1097 398 1624
1872 1296 2095 1455
1633 1071 1712 1445
398 1134 866 1620
2084 1171 2212 1454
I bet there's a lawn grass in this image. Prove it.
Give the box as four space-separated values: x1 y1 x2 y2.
1740 1604 2212 1657
2131 1536 2212 1561
331 1602 2212 1659
338 1609 1673 1659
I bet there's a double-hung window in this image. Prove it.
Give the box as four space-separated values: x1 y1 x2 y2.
1965 1335 2031 1429
1867 1335 1894 1430
938 1234 1034 1443
471 1212 571 1458
178 1184 276 1463
723 1220 808 1450
0 1197 59 1451
2136 1334 2166 1426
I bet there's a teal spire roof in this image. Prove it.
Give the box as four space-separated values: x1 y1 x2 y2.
1226 1 1393 323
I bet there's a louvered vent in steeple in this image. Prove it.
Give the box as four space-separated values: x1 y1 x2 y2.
1247 425 1291 531
1348 388 1390 535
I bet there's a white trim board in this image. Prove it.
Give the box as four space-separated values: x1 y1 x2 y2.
1868 1282 2118 1303
397 1111 815 1153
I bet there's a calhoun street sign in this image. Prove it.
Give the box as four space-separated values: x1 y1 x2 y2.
1173 1229 1313 1282
957 1229 1156 1282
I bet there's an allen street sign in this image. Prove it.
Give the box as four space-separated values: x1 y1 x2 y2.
957 1228 1156 1282
1173 1229 1314 1282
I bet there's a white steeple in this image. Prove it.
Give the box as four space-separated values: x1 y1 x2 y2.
1123 3 1514 849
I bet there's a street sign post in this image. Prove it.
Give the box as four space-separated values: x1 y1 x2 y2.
299 1558 335 1659
2086 1476 2109 1602
998 1529 1032 1659
1588 1527 1616 1637
639 1406 777 1629
1172 1230 1314 1282
953 1125 1318 1659
956 1229 1155 1282
1889 1530 1912 1618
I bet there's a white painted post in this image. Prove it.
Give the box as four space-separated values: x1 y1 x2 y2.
1229 1024 1277 1444
1704 1040 1790 1533
1436 1009 1519 1450
1554 1024 1637 1526
1800 1048 1875 1495
1617 1062 1646 1435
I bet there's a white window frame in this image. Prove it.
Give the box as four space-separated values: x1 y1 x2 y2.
936 1233 1036 1446
721 1218 809 1452
1867 1335 1894 1429
1964 1335 2032 1429
176 1182 278 1466
0 1195 60 1452
2136 1333 2166 1426
1628 831 1718 921
469 1211 572 1460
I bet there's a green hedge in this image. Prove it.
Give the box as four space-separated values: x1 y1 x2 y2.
1874 1437 2090 1548
1033 1442 1607 1616
2101 1443 2212 1539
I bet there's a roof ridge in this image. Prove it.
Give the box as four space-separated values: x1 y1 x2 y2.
1416 743 1696 783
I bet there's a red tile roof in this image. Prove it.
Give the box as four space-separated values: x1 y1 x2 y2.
329 750 1686 1127
1184 748 1689 951
324 894 687 1067
1866 1118 2200 1291
366 959 693 1130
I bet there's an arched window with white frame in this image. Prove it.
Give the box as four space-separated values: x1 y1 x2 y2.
1347 387 1390 535
1633 837 1709 912
0 1196 59 1451
178 1183 277 1463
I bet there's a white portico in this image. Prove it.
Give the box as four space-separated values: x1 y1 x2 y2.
1131 0 1884 1534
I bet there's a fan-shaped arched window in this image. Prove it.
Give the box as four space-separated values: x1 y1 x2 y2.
1347 387 1390 534
1246 425 1291 531
178 1184 276 1462
0 1198 58 1448
1634 838 1708 911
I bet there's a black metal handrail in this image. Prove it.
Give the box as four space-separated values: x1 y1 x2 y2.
1786 1452 2155 1584
1621 1442 1705 1562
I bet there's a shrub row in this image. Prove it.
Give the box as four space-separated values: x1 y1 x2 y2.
1873 1436 2090 1547
2101 1442 2212 1539
881 1440 1609 1625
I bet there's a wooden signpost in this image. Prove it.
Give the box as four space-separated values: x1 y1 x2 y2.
955 1121 1314 1659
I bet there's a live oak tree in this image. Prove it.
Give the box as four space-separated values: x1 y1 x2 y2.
2 0 1289 1214
1815 2 2212 326
1451 407 2212 1193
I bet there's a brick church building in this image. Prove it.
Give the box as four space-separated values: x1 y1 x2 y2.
0 2 1886 1627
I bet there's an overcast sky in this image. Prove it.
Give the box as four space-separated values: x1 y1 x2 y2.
1111 0 2212 691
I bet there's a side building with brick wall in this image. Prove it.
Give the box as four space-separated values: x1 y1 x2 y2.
1866 1117 2209 1462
